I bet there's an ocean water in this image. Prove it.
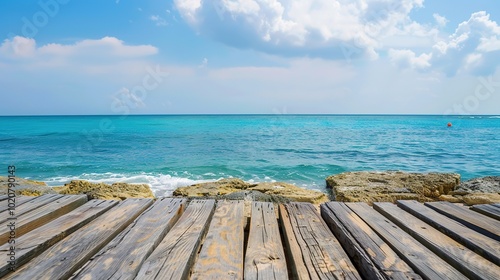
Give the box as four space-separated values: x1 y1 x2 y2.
1 115 499 196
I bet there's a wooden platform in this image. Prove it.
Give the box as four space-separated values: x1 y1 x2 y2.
1 195 499 279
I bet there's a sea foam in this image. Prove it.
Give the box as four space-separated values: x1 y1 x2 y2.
44 172 211 197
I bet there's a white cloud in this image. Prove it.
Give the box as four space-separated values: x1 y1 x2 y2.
174 0 431 59
477 36 500 52
0 36 36 58
433 11 500 75
175 0 201 25
0 36 158 60
150 15 168 26
388 48 431 70
433 13 448 27
0 36 159 78
390 11 500 76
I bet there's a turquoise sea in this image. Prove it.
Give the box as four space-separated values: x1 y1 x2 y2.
1 115 499 196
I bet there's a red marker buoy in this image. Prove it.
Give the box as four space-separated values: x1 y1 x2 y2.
447 122 452 127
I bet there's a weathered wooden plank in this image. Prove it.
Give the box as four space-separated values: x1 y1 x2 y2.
346 202 467 280
136 199 216 280
493 203 500 209
244 202 288 280
0 194 61 224
0 195 8 201
191 200 245 280
0 199 117 278
0 196 37 214
425 201 500 241
0 195 87 244
5 198 153 280
374 202 500 280
12 195 37 205
397 200 500 265
280 204 312 280
72 198 186 280
470 203 500 221
283 203 361 280
321 202 420 280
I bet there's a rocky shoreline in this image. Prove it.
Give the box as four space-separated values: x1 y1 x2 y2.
1 172 499 205
173 178 329 204
326 171 500 205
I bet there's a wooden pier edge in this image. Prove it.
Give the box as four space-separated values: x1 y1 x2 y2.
0 195 499 280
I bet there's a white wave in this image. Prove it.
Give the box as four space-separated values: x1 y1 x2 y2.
43 172 211 197
488 116 500 118
41 172 318 197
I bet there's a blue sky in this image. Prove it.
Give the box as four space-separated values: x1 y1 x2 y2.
1 0 499 115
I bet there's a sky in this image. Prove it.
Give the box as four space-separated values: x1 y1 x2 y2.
0 0 499 115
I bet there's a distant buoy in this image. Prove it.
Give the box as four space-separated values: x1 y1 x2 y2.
447 122 452 127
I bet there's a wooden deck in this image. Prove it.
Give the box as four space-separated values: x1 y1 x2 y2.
0 194 499 279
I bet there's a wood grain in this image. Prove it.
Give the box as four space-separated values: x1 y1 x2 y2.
135 199 216 280
346 202 467 280
0 196 37 215
375 202 500 280
191 200 245 280
282 202 361 280
425 201 500 241
321 202 420 280
279 204 311 280
0 199 117 278
0 194 61 224
5 198 153 280
470 204 500 221
244 202 288 280
397 200 500 265
0 194 87 244
72 198 186 280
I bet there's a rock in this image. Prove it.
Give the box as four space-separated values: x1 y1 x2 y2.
438 195 464 203
462 193 500 205
54 180 155 200
0 176 56 196
221 190 277 202
173 178 249 197
454 176 500 194
173 178 329 204
326 171 460 204
249 182 329 204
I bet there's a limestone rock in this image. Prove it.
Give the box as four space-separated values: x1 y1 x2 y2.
249 182 329 204
326 171 460 204
0 176 56 196
173 178 249 196
455 176 500 194
438 195 464 203
173 178 329 204
462 193 500 205
54 180 154 200
221 190 277 202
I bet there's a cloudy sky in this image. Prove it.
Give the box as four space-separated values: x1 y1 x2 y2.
1 0 499 115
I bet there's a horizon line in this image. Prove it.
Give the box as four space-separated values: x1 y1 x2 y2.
1 113 500 117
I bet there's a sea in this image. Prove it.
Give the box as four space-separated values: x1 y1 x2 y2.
1 115 499 196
